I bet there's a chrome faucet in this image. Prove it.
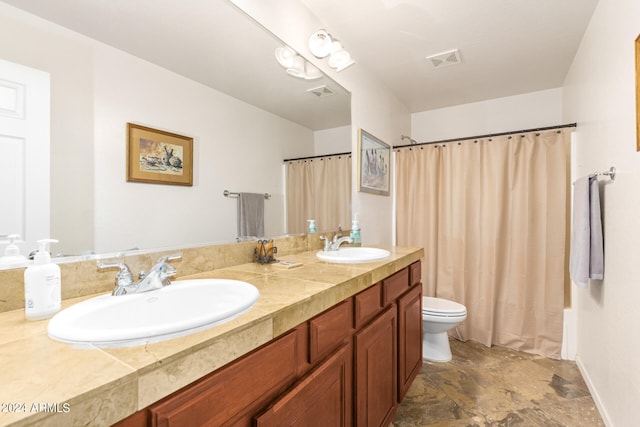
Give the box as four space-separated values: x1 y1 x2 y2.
97 253 181 296
320 227 353 251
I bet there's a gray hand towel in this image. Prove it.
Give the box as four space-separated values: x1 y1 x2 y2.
569 176 604 288
238 192 265 238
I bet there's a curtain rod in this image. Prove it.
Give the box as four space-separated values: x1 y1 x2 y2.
283 151 351 163
395 123 577 149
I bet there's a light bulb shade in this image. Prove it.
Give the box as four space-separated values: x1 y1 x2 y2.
308 30 333 58
304 62 323 80
329 40 343 54
286 55 307 78
275 46 297 68
335 59 356 72
328 48 352 69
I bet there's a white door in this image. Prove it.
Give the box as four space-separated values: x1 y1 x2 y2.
0 58 50 255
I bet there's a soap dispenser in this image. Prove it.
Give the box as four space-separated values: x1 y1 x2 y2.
350 215 361 247
0 234 28 267
24 239 61 320
307 219 317 234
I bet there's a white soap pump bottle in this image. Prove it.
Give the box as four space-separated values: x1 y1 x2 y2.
24 239 61 320
0 234 28 267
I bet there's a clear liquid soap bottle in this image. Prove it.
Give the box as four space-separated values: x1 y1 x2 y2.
350 215 361 247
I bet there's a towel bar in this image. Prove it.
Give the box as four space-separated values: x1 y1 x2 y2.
590 166 616 181
223 190 271 199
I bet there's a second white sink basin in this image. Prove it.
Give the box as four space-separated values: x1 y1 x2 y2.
48 279 259 348
316 247 391 263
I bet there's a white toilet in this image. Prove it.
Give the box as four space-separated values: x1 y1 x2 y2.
422 296 467 362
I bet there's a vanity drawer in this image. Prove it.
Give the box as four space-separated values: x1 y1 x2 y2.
148 328 301 427
409 261 422 287
309 299 352 364
354 282 382 329
382 267 410 305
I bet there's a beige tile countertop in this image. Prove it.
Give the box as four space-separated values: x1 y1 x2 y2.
0 246 423 427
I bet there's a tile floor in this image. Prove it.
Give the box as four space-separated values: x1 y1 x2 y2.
392 339 604 427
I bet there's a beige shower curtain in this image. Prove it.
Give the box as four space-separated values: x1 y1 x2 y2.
286 154 352 234
396 129 571 358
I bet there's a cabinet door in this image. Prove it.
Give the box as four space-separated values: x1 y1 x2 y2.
397 283 422 401
354 306 397 427
354 282 382 330
255 343 352 427
382 268 409 305
149 328 302 427
309 299 352 365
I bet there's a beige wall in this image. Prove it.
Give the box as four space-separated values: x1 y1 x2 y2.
563 0 640 425
411 88 564 142
314 125 351 155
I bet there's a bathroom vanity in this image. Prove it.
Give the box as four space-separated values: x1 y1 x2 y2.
118 261 421 427
0 242 423 427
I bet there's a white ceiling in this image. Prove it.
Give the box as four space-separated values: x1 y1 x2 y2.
301 0 599 112
2 0 599 125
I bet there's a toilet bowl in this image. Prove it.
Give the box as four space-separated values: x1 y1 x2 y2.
422 296 467 362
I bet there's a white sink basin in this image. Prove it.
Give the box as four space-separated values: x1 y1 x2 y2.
47 279 259 348
316 247 391 263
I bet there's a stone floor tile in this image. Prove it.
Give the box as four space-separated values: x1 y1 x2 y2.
393 339 604 427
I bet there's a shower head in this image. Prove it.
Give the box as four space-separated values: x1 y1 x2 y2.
401 135 417 145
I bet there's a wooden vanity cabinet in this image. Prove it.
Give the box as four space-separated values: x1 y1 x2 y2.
397 284 422 401
254 343 353 427
353 262 422 426
112 261 423 427
149 325 305 427
399 261 423 401
354 305 397 427
309 299 353 364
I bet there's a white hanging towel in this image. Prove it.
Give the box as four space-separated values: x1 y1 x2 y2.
569 176 604 288
237 192 265 238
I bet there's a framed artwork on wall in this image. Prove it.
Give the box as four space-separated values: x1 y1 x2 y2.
126 123 193 186
358 128 390 196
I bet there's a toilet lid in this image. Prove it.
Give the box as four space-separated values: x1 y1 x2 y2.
422 296 467 315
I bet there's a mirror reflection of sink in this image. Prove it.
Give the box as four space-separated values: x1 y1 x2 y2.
47 279 259 348
316 247 391 263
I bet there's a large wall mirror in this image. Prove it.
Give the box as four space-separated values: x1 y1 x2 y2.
0 0 351 262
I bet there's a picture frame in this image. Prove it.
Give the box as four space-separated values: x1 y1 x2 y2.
126 123 193 186
358 128 390 196
636 35 640 151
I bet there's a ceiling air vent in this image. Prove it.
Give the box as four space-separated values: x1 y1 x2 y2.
426 49 462 69
307 85 336 98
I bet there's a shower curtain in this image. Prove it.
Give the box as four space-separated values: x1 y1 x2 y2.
396 129 571 358
286 154 352 234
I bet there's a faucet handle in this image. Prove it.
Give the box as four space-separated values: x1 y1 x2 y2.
319 236 331 252
157 253 182 264
97 261 134 287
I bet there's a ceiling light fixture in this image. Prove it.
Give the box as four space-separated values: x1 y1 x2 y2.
275 46 323 80
308 30 356 72
275 46 297 68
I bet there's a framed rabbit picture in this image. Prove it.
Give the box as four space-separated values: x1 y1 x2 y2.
358 128 390 196
126 123 193 186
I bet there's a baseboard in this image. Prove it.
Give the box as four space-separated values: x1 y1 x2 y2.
575 355 613 427
561 307 577 360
